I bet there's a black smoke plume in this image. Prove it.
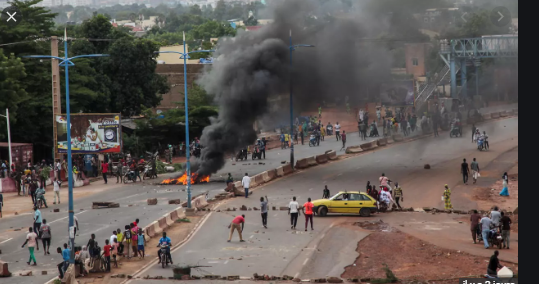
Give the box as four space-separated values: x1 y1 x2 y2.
194 0 395 175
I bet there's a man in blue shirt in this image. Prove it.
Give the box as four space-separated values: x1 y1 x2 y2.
57 243 70 279
157 232 172 264
280 133 285 149
34 207 42 239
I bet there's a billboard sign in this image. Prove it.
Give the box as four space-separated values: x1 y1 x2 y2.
56 114 122 154
379 81 415 106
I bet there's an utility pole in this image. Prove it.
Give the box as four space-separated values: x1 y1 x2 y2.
51 36 62 162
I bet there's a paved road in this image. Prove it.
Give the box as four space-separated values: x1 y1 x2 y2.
0 108 516 283
134 117 518 280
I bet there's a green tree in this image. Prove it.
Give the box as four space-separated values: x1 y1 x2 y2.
105 37 169 116
213 0 227 21
190 4 202 17
0 0 57 154
0 51 27 140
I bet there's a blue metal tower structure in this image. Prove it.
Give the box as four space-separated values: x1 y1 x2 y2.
415 35 518 112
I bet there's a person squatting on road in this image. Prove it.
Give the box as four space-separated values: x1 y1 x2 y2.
443 185 452 210
303 198 314 231
288 196 300 229
228 215 246 242
242 173 251 198
487 250 503 276
470 158 480 184
260 195 269 229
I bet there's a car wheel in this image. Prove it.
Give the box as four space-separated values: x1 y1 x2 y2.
318 206 328 217
360 208 371 217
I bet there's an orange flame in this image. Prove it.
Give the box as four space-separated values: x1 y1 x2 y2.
161 172 210 185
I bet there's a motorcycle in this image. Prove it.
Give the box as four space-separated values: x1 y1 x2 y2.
252 145 262 160
477 137 485 151
35 194 47 208
123 170 137 183
142 164 157 180
159 244 172 268
449 123 462 138
193 146 201 158
309 134 317 147
236 148 247 161
369 124 379 137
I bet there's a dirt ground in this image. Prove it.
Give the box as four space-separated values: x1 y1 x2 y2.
75 215 203 284
341 220 518 283
471 169 518 233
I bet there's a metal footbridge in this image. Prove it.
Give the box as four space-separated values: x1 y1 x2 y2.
415 35 518 111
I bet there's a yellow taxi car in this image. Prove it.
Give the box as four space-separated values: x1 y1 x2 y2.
312 191 377 217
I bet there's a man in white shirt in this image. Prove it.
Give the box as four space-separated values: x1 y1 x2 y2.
55 160 61 179
288 196 300 230
53 178 61 204
241 173 251 198
334 122 341 141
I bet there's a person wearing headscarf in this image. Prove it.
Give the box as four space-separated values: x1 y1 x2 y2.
500 172 509 196
443 185 452 210
379 187 394 208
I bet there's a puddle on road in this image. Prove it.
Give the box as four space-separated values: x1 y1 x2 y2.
355 220 396 232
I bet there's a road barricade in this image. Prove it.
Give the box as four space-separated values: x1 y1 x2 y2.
164 213 174 227
158 216 168 230
359 142 375 151
491 112 500 119
345 145 362 154
482 113 491 120
306 156 317 167
282 164 294 175
513 108 518 115
326 150 337 160
255 174 264 185
315 154 328 164
295 158 309 169
0 260 11 277
263 169 277 182
392 134 404 142
499 111 508 117
192 195 208 209
276 166 285 177
376 138 388 146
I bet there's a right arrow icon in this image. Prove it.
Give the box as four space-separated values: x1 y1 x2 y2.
498 11 504 22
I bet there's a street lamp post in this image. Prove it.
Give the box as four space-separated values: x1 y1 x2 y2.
155 31 214 209
289 29 315 169
24 29 109 264
0 108 12 170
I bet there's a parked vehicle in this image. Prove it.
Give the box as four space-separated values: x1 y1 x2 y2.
252 145 262 160
236 148 247 161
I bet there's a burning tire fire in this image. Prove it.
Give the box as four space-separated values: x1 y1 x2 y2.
161 172 210 185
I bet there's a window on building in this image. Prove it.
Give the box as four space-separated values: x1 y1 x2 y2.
412 58 419 66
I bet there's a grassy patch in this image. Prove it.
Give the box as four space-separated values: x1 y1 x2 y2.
370 264 399 283
175 218 191 223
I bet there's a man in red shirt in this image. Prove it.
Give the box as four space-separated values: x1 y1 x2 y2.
102 160 108 184
227 215 246 242
103 239 112 272
303 198 314 231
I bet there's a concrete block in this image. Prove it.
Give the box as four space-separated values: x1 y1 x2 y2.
345 146 362 154
315 154 328 164
306 156 318 167
491 112 500 119
392 134 404 142
295 158 309 169
0 260 11 277
254 174 264 185
376 138 388 146
282 164 294 175
326 150 337 160
359 142 374 150
147 198 158 205
482 113 491 120
500 111 508 117
276 166 285 177
168 199 181 205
